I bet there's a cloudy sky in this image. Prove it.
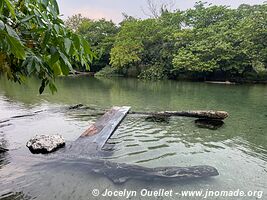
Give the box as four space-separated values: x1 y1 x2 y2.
57 0 265 22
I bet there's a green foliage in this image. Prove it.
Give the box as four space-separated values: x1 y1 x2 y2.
138 63 168 80
110 16 181 78
172 48 217 72
110 19 144 69
13 1 264 83
94 65 121 77
172 2 267 79
65 14 88 32
77 19 118 72
0 0 94 93
107 2 267 81
66 17 118 72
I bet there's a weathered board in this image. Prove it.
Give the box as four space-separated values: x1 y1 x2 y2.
79 106 131 150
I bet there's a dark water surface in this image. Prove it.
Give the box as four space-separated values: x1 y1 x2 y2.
0 76 266 200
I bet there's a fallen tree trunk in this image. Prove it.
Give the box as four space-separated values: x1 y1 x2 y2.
64 105 228 120
131 110 229 120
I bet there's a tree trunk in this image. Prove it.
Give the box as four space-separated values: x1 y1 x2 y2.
131 110 229 120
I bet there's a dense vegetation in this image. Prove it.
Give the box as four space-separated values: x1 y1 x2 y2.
0 0 94 93
65 14 119 73
68 2 267 82
1 0 266 91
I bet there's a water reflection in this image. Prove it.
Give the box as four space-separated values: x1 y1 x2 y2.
0 76 267 200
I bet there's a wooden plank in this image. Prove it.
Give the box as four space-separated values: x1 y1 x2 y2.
79 106 131 150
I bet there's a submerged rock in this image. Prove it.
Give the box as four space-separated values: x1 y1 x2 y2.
195 119 224 130
26 135 65 154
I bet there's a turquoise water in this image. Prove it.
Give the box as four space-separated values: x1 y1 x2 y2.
0 76 266 199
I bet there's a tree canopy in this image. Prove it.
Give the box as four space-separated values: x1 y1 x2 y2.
0 0 94 93
1 0 266 88
108 2 267 81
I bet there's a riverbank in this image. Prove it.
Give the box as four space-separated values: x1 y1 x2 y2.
91 66 267 84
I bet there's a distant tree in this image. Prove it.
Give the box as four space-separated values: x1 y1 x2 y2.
142 0 176 18
68 17 119 72
110 1 267 81
65 14 87 32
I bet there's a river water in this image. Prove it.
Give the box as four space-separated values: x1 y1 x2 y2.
0 76 266 200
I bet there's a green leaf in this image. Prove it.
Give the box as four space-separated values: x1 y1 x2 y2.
60 61 70 75
50 0 60 15
0 20 4 30
50 51 60 66
64 38 72 54
59 51 73 72
41 0 49 7
0 1 3 13
20 15 34 23
49 82 57 94
73 35 81 51
81 37 92 55
3 0 15 18
5 34 26 59
34 58 41 72
41 30 51 49
52 62 62 76
39 79 48 94
23 57 34 74
5 25 20 40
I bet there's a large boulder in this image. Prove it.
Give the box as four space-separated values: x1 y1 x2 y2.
26 135 65 154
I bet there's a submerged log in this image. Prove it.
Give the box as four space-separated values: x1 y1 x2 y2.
131 110 229 120
0 123 12 128
44 157 219 184
101 162 219 184
0 147 8 153
145 115 170 123
0 119 10 124
10 113 36 119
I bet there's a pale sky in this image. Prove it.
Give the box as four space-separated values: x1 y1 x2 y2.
57 0 266 22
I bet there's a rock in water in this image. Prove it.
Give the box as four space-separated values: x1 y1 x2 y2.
195 119 224 130
26 135 65 154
